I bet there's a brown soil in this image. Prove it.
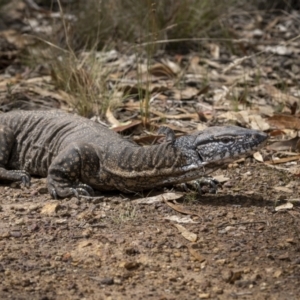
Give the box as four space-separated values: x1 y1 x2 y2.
0 161 299 300
1 2 300 299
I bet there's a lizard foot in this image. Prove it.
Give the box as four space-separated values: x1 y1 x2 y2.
20 171 31 187
0 169 31 187
179 177 219 194
49 183 95 199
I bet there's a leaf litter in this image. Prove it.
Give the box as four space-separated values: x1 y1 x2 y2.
1 2 300 299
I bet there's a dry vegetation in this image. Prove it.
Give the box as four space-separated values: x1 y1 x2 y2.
24 0 242 117
1 0 300 299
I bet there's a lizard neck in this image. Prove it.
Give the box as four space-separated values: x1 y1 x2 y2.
104 141 186 174
100 141 201 191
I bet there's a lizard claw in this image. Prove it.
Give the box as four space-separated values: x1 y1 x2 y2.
50 188 58 199
75 188 90 197
48 183 94 199
71 188 80 199
77 184 95 196
21 173 31 187
71 185 94 199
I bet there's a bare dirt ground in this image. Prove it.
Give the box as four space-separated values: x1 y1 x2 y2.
1 1 300 299
0 160 299 300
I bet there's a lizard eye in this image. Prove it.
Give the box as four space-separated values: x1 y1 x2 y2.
222 137 231 144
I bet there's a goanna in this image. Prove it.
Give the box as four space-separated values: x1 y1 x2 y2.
0 110 268 198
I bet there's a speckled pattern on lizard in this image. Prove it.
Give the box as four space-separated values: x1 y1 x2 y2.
0 110 268 198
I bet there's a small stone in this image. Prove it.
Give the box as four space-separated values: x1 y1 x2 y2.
212 286 223 294
173 251 181 257
273 270 282 278
100 278 114 285
221 269 232 282
260 282 267 290
252 29 263 37
125 247 140 256
200 280 211 290
28 223 39 232
224 226 234 232
216 259 226 265
230 271 242 283
235 280 253 288
91 196 105 204
114 278 122 285
37 187 48 194
30 189 39 196
120 261 140 270
41 201 61 215
62 253 72 262
0 231 10 238
278 253 290 261
10 231 22 238
292 258 300 264
199 293 210 299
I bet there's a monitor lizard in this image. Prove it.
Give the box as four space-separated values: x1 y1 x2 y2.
0 110 268 198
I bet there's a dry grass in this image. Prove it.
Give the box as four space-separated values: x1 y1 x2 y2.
50 50 102 117
57 0 239 120
23 0 296 117
69 0 238 52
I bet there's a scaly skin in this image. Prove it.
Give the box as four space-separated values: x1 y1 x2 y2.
0 110 268 198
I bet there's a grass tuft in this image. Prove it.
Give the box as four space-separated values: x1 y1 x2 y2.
71 0 238 52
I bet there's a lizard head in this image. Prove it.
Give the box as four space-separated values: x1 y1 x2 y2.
173 126 268 168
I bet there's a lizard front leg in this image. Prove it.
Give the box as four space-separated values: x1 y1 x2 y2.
179 177 219 194
47 143 99 199
0 126 31 186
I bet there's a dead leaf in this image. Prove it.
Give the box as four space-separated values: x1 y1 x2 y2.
269 129 286 137
106 107 121 127
273 270 282 278
161 58 181 74
197 84 210 95
275 202 293 211
289 166 300 176
164 215 200 224
218 111 270 130
249 115 270 131
149 63 177 78
267 115 300 130
269 136 300 152
180 87 200 100
188 247 205 262
223 55 251 74
213 175 230 183
273 187 293 193
112 120 142 133
265 154 300 165
132 192 183 204
209 43 220 59
155 123 190 134
173 224 197 242
164 200 200 217
150 109 199 120
253 151 264 162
